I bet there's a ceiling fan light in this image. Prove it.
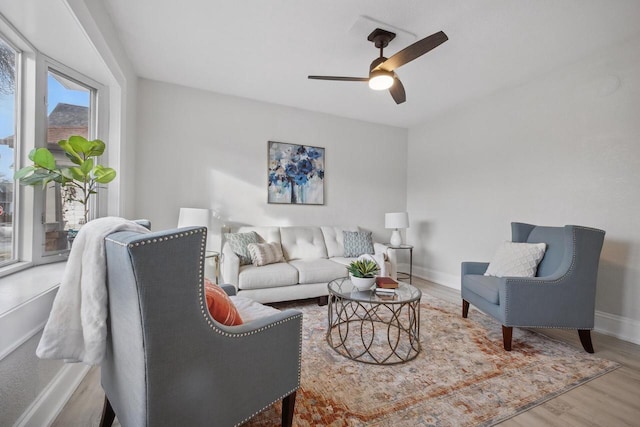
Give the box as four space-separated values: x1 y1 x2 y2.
368 71 394 90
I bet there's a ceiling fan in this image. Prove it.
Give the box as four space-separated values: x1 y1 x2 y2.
308 28 448 104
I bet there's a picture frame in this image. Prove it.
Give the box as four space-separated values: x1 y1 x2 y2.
268 141 325 205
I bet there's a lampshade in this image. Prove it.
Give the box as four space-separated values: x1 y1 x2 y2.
178 208 210 229
368 70 394 90
385 212 409 229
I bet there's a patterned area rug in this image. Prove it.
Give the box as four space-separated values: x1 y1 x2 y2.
243 293 619 426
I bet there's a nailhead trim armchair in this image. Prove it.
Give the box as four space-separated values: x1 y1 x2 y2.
100 225 302 426
461 222 605 352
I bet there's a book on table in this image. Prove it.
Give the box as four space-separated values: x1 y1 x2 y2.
376 276 398 289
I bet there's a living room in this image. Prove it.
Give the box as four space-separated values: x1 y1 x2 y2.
0 1 639 426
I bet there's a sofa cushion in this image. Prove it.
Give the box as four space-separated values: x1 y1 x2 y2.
289 259 347 284
224 231 260 265
238 262 299 290
328 256 356 266
280 226 328 260
230 295 280 323
463 275 500 305
247 242 285 266
343 231 375 257
321 226 359 258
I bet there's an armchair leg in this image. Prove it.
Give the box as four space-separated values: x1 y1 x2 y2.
462 300 470 318
99 396 115 427
502 325 513 351
282 391 297 427
578 329 595 353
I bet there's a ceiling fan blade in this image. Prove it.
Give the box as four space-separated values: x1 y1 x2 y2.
308 75 369 82
389 78 406 104
378 31 448 72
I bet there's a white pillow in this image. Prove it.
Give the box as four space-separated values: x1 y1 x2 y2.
247 242 284 267
484 241 547 278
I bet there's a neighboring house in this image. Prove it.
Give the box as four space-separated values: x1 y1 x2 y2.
47 102 88 148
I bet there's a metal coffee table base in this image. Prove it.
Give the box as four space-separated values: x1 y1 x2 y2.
327 296 421 365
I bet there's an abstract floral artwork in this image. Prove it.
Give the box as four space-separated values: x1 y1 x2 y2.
268 141 325 205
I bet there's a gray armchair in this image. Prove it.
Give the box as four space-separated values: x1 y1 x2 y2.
461 222 605 353
100 225 302 427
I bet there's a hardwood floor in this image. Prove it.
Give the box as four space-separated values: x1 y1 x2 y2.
53 277 640 426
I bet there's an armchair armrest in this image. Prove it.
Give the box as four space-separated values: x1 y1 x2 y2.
461 261 489 276
221 243 240 287
500 271 596 328
205 309 303 419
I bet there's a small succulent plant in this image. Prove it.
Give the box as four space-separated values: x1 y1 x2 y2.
347 259 379 278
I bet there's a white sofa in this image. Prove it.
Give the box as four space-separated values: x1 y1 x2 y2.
221 226 397 303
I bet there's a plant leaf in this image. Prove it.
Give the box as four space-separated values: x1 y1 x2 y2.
80 158 94 175
69 167 85 181
58 139 83 165
94 166 116 184
32 148 56 170
68 135 93 155
87 139 106 157
13 166 35 180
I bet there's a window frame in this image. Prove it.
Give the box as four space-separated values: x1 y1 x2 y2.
32 57 107 263
0 34 20 268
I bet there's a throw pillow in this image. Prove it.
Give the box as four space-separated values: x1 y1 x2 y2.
224 231 260 265
247 242 285 267
484 241 547 278
204 278 243 326
343 231 375 257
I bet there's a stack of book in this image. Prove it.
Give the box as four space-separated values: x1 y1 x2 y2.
375 276 398 289
375 277 398 298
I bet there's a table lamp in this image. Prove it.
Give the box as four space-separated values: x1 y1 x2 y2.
385 212 409 246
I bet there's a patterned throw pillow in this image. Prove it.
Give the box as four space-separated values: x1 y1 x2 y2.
224 231 260 265
204 279 243 326
343 231 375 257
484 241 547 278
247 242 285 267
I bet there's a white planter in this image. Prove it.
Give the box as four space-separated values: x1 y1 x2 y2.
350 275 376 291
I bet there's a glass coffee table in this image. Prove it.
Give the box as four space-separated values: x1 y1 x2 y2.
327 277 422 365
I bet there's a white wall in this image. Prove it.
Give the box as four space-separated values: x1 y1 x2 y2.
407 34 640 342
135 79 408 244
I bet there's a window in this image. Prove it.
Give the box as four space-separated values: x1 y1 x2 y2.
43 68 94 254
0 13 110 272
0 35 17 266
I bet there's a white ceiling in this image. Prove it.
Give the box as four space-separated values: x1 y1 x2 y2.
103 0 640 128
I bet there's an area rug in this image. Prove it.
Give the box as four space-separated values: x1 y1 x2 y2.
243 292 619 426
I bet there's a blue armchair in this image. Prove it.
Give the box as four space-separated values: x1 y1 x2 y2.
461 222 605 353
100 225 302 426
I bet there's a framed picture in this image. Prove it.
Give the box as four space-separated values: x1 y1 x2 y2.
268 141 325 205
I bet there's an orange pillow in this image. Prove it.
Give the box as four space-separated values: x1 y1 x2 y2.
204 279 243 326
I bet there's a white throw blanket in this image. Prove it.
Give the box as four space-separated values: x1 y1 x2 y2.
36 217 150 365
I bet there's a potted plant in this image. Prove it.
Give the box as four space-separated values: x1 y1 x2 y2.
347 258 380 290
14 135 116 230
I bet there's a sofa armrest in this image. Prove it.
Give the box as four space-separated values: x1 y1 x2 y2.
374 243 397 280
221 244 240 287
461 261 489 276
219 284 237 296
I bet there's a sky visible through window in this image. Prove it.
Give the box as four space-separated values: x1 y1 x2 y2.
0 74 89 179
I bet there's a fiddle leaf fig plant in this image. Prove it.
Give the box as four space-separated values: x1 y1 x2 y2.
14 135 116 225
